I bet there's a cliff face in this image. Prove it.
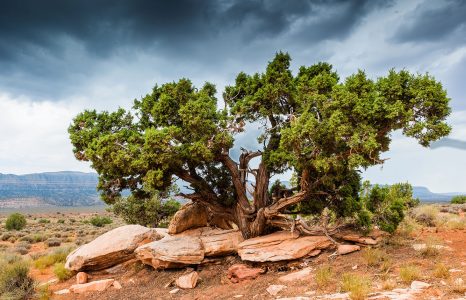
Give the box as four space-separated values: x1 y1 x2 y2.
0 171 102 207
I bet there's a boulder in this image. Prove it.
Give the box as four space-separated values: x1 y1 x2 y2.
227 264 264 283
76 272 88 284
337 244 360 255
176 271 199 289
69 279 115 294
135 227 243 269
65 225 162 271
200 228 244 256
238 231 331 262
279 267 313 282
135 235 204 269
168 202 208 234
334 229 388 245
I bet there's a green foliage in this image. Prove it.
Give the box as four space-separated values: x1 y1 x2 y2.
451 195 466 204
357 182 418 233
33 247 72 270
69 52 451 233
38 218 50 224
89 216 113 227
112 194 180 227
0 253 35 300
5 213 27 231
53 263 72 281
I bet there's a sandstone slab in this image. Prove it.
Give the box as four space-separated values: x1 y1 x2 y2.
267 284 287 296
337 244 360 255
76 272 88 284
200 228 244 256
69 279 115 294
65 225 162 271
279 267 313 282
135 235 204 269
238 231 331 262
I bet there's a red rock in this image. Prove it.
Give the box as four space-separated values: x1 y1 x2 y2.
278 267 313 282
76 272 88 284
69 279 115 294
176 271 199 289
227 264 264 283
168 202 209 234
337 244 360 255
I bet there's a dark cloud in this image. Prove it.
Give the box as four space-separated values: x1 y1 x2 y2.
431 138 466 150
392 0 466 43
0 0 386 100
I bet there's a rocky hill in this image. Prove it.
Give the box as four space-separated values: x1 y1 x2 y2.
0 171 102 207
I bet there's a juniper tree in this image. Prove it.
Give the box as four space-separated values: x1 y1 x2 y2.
69 53 451 238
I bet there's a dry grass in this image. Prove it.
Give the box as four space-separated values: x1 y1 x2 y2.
340 273 371 300
399 265 421 283
362 247 388 267
432 263 450 279
315 265 333 289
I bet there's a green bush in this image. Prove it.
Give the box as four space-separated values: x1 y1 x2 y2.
38 218 50 224
0 253 35 300
451 195 466 204
357 182 418 233
53 263 72 281
34 247 73 270
111 194 180 227
89 216 113 227
5 213 27 231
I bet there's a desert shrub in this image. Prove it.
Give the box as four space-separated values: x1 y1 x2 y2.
1 233 13 241
45 238 61 247
32 234 47 243
5 213 27 231
38 218 50 224
0 253 35 300
89 216 113 227
450 278 466 294
53 263 72 281
111 194 180 227
315 265 333 288
13 246 29 255
341 273 371 300
396 215 420 237
36 284 51 300
412 205 439 227
57 219 65 224
451 195 466 204
418 237 441 258
357 182 417 233
399 265 421 283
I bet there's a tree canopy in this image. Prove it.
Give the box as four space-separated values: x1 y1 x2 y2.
69 52 450 237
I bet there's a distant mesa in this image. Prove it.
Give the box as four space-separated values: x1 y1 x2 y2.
0 171 102 208
430 138 466 150
0 172 461 209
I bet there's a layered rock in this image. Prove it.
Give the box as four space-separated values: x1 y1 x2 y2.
135 227 243 269
238 231 331 262
65 225 163 271
69 279 115 294
227 264 264 283
168 202 209 234
176 271 199 289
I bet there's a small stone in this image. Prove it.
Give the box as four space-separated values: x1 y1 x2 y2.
266 284 287 296
76 272 88 284
337 244 360 255
449 269 463 273
454 278 464 285
410 281 431 290
233 295 244 298
440 280 447 285
169 288 180 294
176 271 199 289
113 280 122 289
69 279 115 294
277 297 311 300
279 267 313 282
352 265 358 270
227 264 264 283
54 289 70 295
305 291 316 296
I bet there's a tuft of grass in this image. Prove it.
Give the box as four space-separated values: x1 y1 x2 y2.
418 236 441 258
38 218 50 224
396 215 420 237
33 247 73 270
399 265 421 283
432 263 450 279
340 273 371 300
315 265 333 289
449 277 465 294
0 253 35 299
412 205 439 227
53 263 72 281
362 247 387 267
36 284 51 300
381 279 397 290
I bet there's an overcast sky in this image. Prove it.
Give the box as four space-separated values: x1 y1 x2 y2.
0 0 465 193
